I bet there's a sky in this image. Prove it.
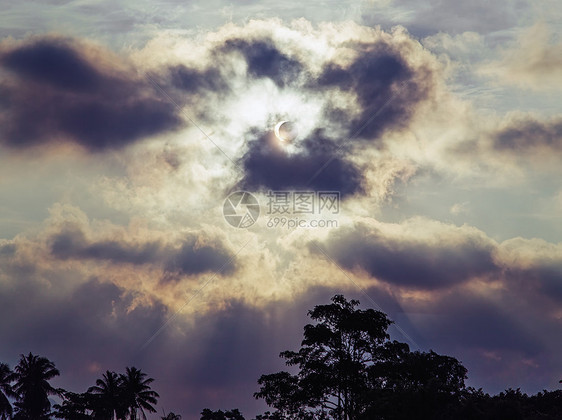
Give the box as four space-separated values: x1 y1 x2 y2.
0 0 561 418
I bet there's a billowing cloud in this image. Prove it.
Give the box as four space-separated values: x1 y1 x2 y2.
50 226 164 265
0 37 183 151
312 220 499 290
314 41 435 140
167 64 230 97
481 23 562 91
153 22 439 196
0 241 16 256
238 129 365 197
493 116 562 152
218 38 304 88
445 113 562 176
313 218 562 299
146 22 437 199
48 224 237 278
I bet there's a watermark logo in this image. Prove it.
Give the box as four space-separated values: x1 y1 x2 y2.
223 191 260 228
223 190 340 229
266 191 340 214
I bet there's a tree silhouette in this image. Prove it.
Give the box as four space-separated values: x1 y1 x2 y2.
200 408 245 420
256 295 397 419
161 412 182 420
364 349 467 419
52 391 92 420
88 370 126 420
0 363 15 420
12 353 61 420
255 295 468 420
120 367 159 420
253 412 283 420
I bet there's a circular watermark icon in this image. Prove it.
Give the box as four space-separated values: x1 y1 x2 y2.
223 191 260 228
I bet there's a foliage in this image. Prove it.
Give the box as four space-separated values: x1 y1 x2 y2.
200 408 245 420
253 295 468 420
0 363 15 420
12 353 61 419
161 413 182 420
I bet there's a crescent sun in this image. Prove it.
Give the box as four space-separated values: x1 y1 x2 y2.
274 121 288 142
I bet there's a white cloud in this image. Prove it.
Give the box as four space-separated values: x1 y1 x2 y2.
480 23 562 91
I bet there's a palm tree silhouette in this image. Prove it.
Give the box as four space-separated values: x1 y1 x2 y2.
0 363 15 420
88 371 126 420
12 353 60 419
120 367 159 420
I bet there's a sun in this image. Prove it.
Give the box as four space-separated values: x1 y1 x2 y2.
274 121 298 143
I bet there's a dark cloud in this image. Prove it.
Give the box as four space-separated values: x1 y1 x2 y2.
156 64 233 125
312 223 498 289
238 128 364 197
0 242 16 256
232 38 434 196
1 39 104 92
493 118 562 152
50 227 163 265
536 267 562 300
0 37 182 151
167 64 230 96
218 38 304 87
505 265 562 303
422 293 540 355
49 226 236 277
315 42 434 140
163 235 237 279
155 38 303 108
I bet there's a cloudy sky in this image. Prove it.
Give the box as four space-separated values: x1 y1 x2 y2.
0 0 561 418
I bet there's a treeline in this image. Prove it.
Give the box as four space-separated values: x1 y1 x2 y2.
202 295 562 420
0 355 166 420
0 295 560 420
